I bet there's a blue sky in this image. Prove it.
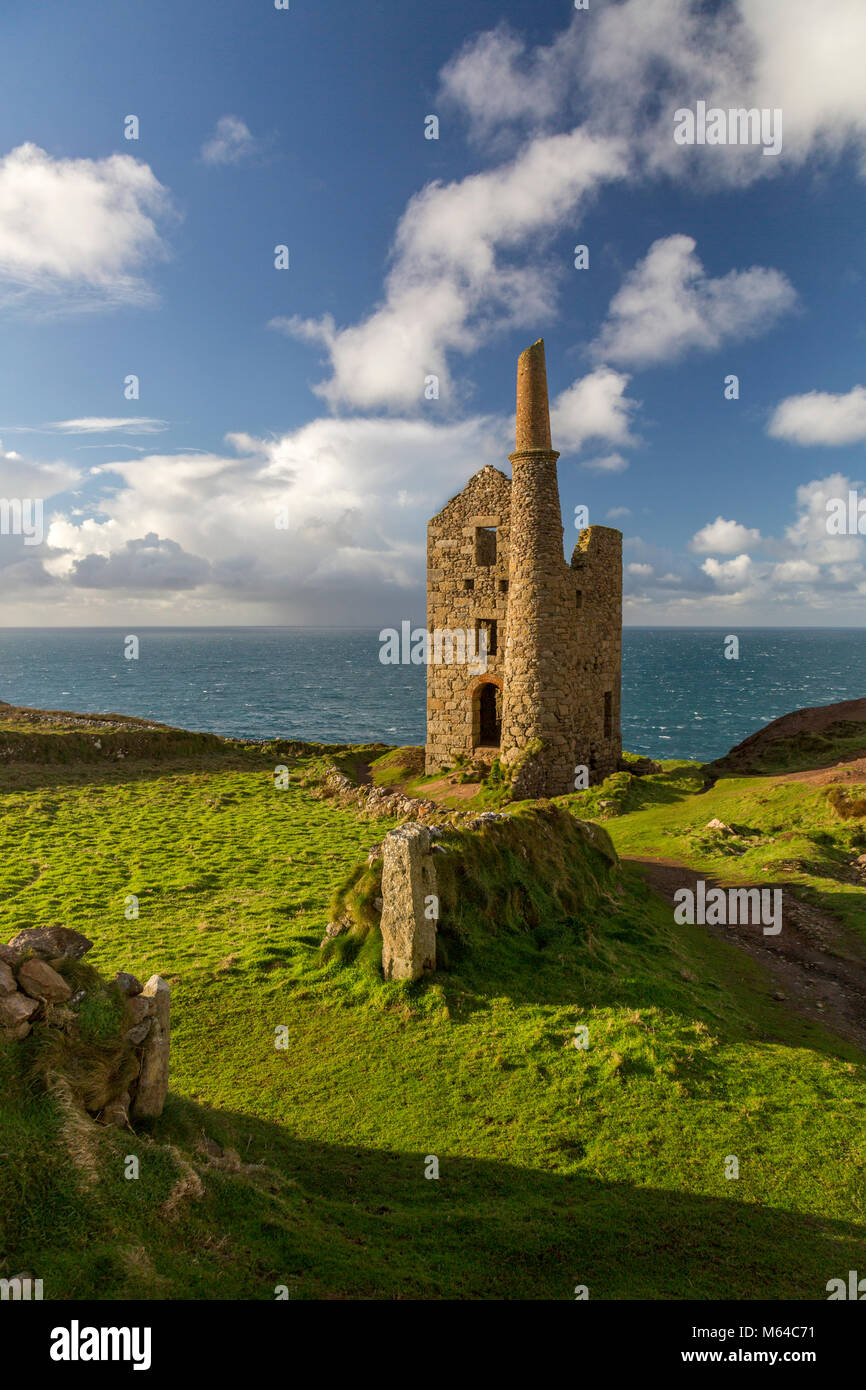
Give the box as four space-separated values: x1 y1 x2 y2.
1 0 865 625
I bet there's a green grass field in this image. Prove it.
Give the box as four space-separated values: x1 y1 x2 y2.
564 761 866 943
0 726 864 1301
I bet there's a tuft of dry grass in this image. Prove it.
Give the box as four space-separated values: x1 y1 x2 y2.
47 1074 102 1187
159 1146 205 1219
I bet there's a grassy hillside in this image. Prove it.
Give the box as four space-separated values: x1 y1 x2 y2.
565 761 866 943
0 716 864 1300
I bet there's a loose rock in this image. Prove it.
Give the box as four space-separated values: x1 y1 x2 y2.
114 971 143 997
0 991 40 1036
127 994 157 1025
17 958 72 1004
125 1020 152 1046
7 926 93 961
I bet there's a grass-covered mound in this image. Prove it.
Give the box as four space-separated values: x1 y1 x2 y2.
432 805 618 943
1 723 865 1299
325 806 617 967
324 805 618 975
368 745 426 787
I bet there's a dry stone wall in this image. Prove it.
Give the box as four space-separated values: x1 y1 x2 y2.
0 926 170 1127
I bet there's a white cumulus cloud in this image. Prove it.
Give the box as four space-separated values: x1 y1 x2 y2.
768 385 866 446
592 235 796 368
701 553 754 588
442 0 866 185
550 367 638 455
0 143 172 309
278 128 628 412
690 516 763 554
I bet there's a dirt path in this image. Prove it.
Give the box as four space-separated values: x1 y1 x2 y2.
774 757 866 787
626 856 866 1052
420 776 481 803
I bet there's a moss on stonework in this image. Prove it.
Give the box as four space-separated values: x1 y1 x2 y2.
506 737 545 783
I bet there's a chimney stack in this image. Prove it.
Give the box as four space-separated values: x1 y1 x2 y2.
501 338 568 798
514 339 553 453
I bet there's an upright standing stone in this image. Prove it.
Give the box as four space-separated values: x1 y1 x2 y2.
130 975 170 1119
380 826 438 981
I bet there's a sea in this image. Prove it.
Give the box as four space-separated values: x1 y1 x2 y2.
0 627 864 764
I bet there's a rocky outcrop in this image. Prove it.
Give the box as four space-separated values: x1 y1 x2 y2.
0 929 170 1126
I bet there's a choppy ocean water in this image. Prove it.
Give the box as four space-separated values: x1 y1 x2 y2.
0 626 864 764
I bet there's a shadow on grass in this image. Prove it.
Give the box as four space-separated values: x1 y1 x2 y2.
3 1044 863 1301
129 1096 866 1300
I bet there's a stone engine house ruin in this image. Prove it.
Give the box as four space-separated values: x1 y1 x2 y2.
425 339 622 798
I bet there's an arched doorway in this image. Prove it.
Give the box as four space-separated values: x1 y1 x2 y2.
475 682 501 748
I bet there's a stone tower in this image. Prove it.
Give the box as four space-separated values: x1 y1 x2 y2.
425 339 622 797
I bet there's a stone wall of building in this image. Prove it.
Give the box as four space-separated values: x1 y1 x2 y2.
425 465 512 773
570 525 623 781
425 340 623 796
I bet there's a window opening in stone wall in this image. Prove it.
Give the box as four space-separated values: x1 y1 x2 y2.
464 578 474 591
499 579 508 594
575 589 583 609
475 527 497 567
477 618 497 656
